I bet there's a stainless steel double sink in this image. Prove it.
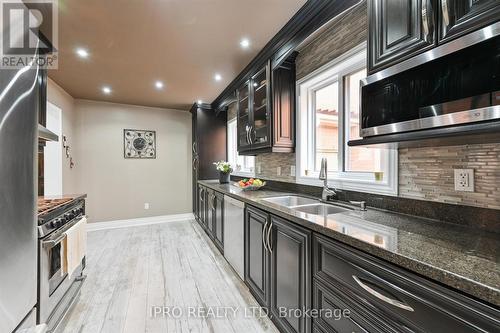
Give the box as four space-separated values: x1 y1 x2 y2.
262 195 352 216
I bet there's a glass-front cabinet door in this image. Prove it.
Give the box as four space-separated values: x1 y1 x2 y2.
237 81 252 151
250 65 272 150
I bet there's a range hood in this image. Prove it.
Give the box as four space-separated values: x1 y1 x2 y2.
38 124 58 142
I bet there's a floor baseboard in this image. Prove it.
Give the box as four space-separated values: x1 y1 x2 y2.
87 213 195 232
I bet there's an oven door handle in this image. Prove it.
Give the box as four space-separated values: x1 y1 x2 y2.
42 233 67 248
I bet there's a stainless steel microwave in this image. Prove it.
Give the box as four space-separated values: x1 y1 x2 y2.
360 23 500 138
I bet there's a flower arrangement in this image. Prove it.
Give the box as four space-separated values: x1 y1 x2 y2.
213 161 233 174
214 161 233 184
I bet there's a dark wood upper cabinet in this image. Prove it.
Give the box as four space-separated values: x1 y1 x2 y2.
237 54 296 155
237 63 272 154
237 81 252 152
368 0 436 73
368 0 499 74
438 0 500 42
272 56 296 152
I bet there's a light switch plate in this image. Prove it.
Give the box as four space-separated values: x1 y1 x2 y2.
290 165 296 176
276 167 281 176
144 203 150 210
454 169 474 192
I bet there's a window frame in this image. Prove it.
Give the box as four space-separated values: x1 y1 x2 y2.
227 118 255 177
296 43 398 196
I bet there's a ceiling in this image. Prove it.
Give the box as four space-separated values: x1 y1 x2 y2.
48 0 307 110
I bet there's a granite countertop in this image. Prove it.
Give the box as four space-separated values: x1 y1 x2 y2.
199 180 500 307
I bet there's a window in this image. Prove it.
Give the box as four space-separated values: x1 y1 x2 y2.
297 44 398 195
227 119 255 176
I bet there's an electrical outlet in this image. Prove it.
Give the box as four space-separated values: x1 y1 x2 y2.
256 164 262 174
276 166 281 176
454 169 474 192
144 203 150 210
290 165 296 176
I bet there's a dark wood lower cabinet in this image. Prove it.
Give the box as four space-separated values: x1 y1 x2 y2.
213 191 224 253
197 186 207 230
245 207 311 333
312 234 500 333
312 281 383 333
269 216 311 333
196 185 224 254
207 196 499 333
244 206 270 306
206 189 215 236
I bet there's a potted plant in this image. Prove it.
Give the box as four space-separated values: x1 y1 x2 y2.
213 161 233 184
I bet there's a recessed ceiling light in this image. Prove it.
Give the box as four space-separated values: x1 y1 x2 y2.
240 38 250 49
214 74 222 82
75 48 89 58
155 81 164 89
197 100 202 105
102 86 112 95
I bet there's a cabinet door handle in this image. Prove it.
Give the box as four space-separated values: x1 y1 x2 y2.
249 125 254 144
262 220 269 252
192 157 197 170
352 275 414 312
441 0 450 29
421 0 432 42
245 126 250 144
192 142 197 154
266 222 273 253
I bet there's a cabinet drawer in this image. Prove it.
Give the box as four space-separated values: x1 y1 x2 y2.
313 280 382 333
313 234 500 333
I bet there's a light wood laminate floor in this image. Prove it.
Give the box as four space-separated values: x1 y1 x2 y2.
59 220 279 333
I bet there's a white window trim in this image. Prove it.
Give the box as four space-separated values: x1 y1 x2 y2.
295 43 398 196
227 118 255 178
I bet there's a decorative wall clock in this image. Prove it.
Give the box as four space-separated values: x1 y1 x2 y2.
124 129 156 159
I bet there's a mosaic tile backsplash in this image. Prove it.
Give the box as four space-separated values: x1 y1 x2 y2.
399 144 500 210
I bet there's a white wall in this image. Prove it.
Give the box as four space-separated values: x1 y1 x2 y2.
44 102 63 195
73 100 192 223
47 79 78 194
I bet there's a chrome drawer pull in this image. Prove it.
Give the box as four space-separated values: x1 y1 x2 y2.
266 222 273 253
352 275 414 312
262 221 269 252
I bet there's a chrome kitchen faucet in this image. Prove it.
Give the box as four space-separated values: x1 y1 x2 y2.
319 158 337 202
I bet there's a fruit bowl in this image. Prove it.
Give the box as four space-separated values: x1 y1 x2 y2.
234 178 266 191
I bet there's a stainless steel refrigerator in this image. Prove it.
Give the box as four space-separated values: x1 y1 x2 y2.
0 25 40 333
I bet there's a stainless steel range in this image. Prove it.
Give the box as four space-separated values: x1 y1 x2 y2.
37 197 87 332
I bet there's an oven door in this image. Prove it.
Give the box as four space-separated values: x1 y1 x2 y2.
43 232 68 296
38 218 85 325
